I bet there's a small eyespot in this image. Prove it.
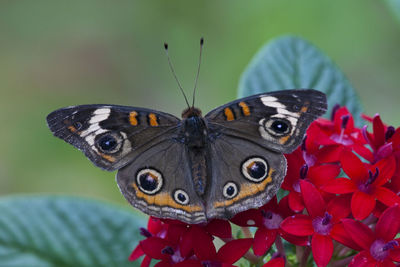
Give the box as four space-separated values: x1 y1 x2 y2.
173 189 189 205
223 182 239 199
136 168 163 195
264 118 291 137
241 157 269 182
95 132 122 153
73 121 82 130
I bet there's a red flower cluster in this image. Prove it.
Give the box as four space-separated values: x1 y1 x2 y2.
131 106 400 267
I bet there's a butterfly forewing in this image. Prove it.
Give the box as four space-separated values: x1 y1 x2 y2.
205 89 327 153
46 105 180 171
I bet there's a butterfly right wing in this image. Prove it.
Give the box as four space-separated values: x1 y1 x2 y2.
46 105 181 171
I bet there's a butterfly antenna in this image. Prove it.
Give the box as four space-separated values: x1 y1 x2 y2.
192 37 204 108
164 42 191 109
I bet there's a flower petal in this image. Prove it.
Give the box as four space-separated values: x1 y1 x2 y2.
174 260 203 267
389 247 400 262
322 178 357 194
315 144 343 163
140 237 170 260
308 165 341 187
342 219 374 250
154 261 171 267
205 219 232 239
288 192 304 212
353 143 374 163
341 150 368 182
378 260 396 267
253 228 277 256
327 194 351 222
375 204 400 241
373 114 386 149
281 214 313 236
129 244 144 261
191 226 217 260
311 233 333 267
141 256 152 267
300 180 325 218
374 156 396 186
217 238 253 264
351 191 376 220
262 257 285 267
230 209 263 227
280 230 309 246
375 187 400 207
166 224 186 244
349 251 376 267
330 223 363 251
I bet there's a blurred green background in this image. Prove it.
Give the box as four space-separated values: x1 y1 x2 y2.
1 0 399 217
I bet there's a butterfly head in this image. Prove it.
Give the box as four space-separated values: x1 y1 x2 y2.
182 107 202 119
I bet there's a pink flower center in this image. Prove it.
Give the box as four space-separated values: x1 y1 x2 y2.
330 131 354 145
262 210 283 229
312 212 333 235
370 239 398 261
358 168 379 193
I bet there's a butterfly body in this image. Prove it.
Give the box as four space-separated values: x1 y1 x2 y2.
47 89 327 224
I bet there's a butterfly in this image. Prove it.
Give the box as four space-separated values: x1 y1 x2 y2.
46 88 327 224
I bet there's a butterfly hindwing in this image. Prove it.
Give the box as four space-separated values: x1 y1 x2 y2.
205 134 287 220
46 105 180 171
116 140 207 224
205 89 327 153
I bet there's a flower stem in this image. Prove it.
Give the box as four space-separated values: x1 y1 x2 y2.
330 256 353 267
298 246 311 267
241 226 253 238
275 236 286 260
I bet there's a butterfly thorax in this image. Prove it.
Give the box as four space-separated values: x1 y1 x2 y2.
180 107 209 196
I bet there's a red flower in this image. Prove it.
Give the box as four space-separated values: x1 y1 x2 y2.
281 180 352 267
282 148 340 212
362 114 392 161
130 217 252 266
322 150 399 220
342 205 400 266
311 106 365 146
230 196 307 256
262 257 285 267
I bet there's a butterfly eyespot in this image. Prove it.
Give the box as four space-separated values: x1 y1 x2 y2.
136 168 163 195
241 157 269 182
173 189 189 205
95 132 122 154
223 182 239 199
73 121 82 130
264 118 291 137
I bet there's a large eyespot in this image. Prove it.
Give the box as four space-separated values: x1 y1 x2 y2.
223 182 239 199
241 157 269 182
95 132 123 153
136 168 163 195
263 118 291 137
173 189 189 205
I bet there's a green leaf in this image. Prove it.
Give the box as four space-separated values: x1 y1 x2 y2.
238 35 363 125
386 0 400 24
0 195 146 267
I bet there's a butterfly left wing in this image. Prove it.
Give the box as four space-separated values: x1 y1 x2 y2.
46 105 180 171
